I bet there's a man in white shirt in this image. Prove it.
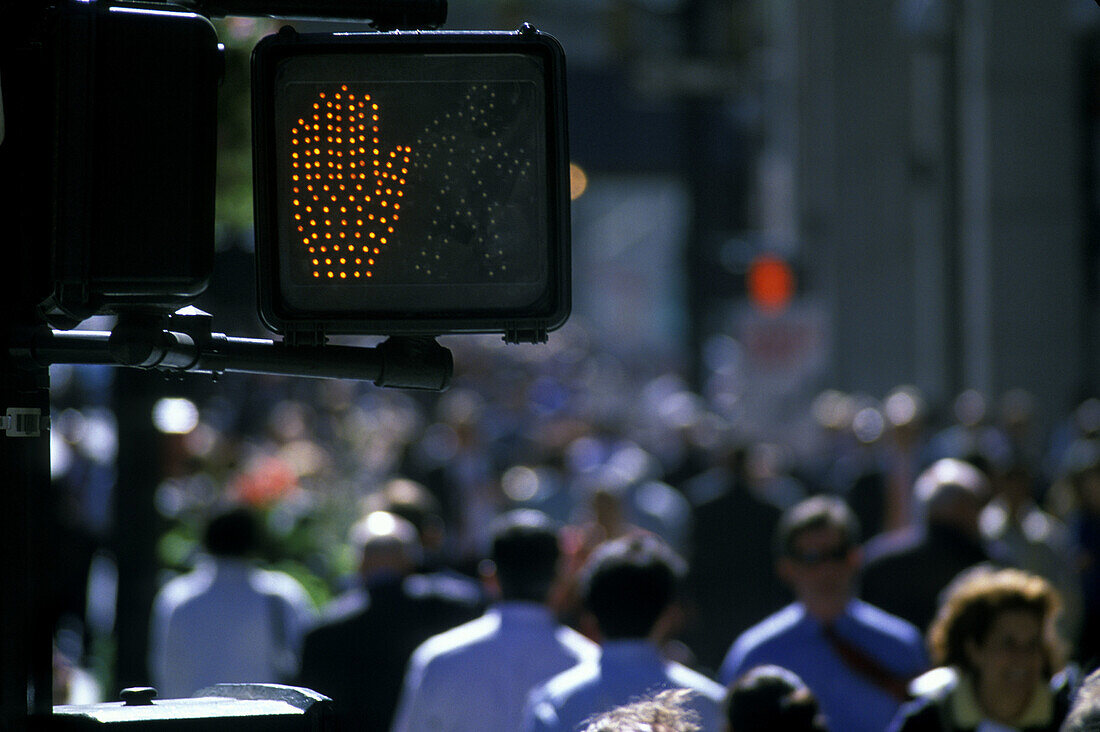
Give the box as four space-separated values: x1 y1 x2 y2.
391 510 598 732
149 505 315 698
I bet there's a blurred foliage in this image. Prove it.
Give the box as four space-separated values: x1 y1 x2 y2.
213 18 280 233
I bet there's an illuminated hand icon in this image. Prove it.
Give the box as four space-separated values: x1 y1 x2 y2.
288 84 411 281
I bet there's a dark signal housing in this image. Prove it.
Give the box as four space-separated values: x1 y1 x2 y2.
252 25 570 343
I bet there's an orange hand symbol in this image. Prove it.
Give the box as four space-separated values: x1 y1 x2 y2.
288 84 410 281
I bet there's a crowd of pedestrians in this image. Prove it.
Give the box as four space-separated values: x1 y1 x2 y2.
48 330 1100 729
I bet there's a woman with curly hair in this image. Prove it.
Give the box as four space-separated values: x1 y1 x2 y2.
887 567 1073 731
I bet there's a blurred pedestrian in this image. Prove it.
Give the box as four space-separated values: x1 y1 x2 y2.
888 567 1072 732
719 495 927 732
296 510 481 731
149 504 315 698
1058 439 1100 668
391 509 598 732
980 457 1083 655
861 458 997 634
724 665 828 732
680 441 788 674
522 534 725 731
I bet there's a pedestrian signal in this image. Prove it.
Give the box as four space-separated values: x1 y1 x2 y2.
252 26 570 343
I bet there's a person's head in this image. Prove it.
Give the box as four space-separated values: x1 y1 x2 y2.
580 533 686 641
774 496 861 622
914 458 990 537
928 567 1063 723
363 477 447 555
724 665 828 732
1060 666 1100 732
348 510 422 582
202 505 260 559
487 509 561 603
580 688 700 732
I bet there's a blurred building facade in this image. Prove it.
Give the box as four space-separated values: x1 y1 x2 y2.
789 0 1096 435
445 0 1100 439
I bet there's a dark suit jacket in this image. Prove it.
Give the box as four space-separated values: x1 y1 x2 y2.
860 524 992 635
296 573 483 731
680 467 790 673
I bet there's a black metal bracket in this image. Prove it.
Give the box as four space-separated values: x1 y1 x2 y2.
9 308 453 391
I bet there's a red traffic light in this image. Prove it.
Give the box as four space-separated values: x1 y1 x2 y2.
746 253 795 314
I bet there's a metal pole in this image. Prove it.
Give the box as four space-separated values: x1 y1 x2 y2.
0 364 53 730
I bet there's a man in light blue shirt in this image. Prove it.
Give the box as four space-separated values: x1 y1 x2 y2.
718 495 928 732
391 510 598 732
522 534 725 732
